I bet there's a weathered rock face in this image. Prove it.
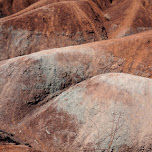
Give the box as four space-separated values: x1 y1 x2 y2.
1 73 152 152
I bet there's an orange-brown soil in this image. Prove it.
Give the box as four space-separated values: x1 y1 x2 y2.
1 73 152 152
104 0 152 38
0 0 108 61
0 0 152 151
0 0 111 18
0 144 41 152
0 0 152 61
0 0 39 17
0 30 152 151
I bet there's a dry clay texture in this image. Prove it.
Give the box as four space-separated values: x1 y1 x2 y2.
0 0 108 61
0 130 41 152
0 0 152 61
0 0 39 17
0 30 151 126
1 73 152 152
0 144 41 152
104 0 152 38
0 30 152 151
0 0 152 151
0 0 111 17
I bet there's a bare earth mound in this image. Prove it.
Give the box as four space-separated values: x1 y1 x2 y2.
0 0 152 151
0 0 108 61
104 0 152 38
1 73 152 151
0 0 152 61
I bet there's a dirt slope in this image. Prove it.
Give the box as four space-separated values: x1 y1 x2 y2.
104 0 152 38
0 0 40 17
0 0 152 61
0 130 41 151
0 0 108 61
0 144 41 152
0 0 112 18
1 73 152 151
0 0 152 151
0 0 75 19
0 30 151 128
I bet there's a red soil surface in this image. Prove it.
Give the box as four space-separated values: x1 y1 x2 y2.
0 0 108 61
0 30 152 151
104 0 152 38
0 0 152 61
0 0 152 151
0 144 41 152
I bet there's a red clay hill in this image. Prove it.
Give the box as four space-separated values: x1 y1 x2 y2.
0 0 152 151
0 0 108 61
0 0 152 61
0 30 152 151
104 0 152 38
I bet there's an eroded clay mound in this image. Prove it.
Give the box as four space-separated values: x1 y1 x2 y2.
0 0 108 61
0 0 152 61
0 0 113 20
0 0 77 19
3 73 152 152
104 0 152 38
0 30 151 129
